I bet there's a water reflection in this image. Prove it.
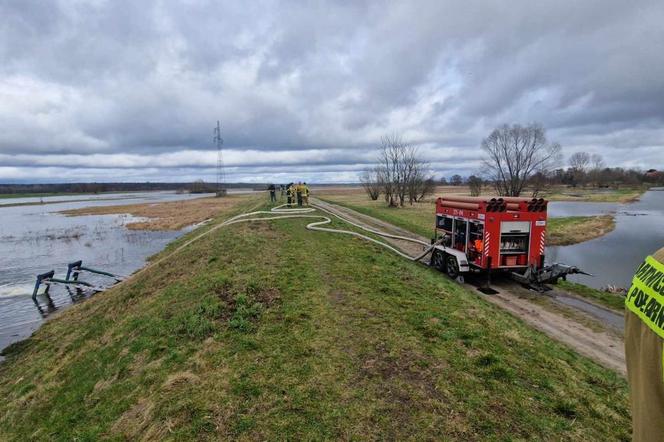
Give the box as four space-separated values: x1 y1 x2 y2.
547 189 664 290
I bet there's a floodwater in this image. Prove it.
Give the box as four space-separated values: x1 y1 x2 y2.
0 191 221 356
547 188 664 290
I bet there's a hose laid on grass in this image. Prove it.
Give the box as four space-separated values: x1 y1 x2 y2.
72 200 438 295
219 203 438 262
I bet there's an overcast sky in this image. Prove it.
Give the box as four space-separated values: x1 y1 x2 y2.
1 0 663 183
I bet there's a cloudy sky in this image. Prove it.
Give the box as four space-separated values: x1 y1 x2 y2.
1 0 663 183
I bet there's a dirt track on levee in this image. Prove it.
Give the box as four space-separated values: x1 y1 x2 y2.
313 198 626 375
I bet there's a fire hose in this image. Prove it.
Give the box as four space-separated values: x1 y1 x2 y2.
74 199 441 295
218 203 440 262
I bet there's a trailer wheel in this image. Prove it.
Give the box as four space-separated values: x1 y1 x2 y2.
430 249 445 271
445 256 459 279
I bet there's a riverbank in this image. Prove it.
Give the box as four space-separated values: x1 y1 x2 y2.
0 201 629 440
540 186 646 203
557 281 625 312
547 215 616 246
60 196 243 230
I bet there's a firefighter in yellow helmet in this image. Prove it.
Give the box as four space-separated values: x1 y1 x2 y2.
302 182 310 206
624 246 664 441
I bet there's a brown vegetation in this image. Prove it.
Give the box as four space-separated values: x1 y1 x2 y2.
60 196 247 230
547 215 616 246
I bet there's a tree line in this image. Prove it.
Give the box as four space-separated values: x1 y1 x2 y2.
361 123 662 203
0 181 254 195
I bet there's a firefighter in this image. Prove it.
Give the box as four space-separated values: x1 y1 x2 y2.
296 181 303 207
286 183 294 207
268 183 276 203
302 182 310 206
625 246 664 442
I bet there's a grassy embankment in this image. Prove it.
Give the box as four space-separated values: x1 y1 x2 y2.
0 197 629 439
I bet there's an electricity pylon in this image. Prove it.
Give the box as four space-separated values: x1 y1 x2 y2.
213 120 226 196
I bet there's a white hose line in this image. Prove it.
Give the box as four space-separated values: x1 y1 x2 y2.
220 203 439 262
113 200 436 293
311 202 429 246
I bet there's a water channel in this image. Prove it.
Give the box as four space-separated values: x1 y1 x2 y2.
547 188 664 289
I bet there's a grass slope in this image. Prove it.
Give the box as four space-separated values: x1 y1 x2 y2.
0 201 629 440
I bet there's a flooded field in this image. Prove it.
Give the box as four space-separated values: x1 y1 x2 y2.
0 191 222 355
547 188 664 290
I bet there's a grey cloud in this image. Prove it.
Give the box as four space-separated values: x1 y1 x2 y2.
0 0 663 182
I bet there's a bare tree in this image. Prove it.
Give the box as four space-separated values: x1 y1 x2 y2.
360 167 381 200
528 171 548 197
590 153 604 170
378 134 412 206
407 170 435 204
568 152 591 171
450 174 463 186
588 153 605 187
568 151 591 186
376 134 430 207
467 175 483 196
481 123 561 197
417 177 436 201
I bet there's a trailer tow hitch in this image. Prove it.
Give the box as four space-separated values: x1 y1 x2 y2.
511 264 593 292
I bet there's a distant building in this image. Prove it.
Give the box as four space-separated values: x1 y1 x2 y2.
644 169 663 182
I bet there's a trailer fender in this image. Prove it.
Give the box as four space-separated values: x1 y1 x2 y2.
432 246 470 273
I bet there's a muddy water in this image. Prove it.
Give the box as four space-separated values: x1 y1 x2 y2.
547 188 664 290
0 191 217 356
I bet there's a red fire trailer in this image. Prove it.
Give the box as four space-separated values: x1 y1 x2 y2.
430 196 587 289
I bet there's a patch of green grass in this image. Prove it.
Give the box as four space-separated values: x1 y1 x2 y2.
0 201 630 440
558 280 625 312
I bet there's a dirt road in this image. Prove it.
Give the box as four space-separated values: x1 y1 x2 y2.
313 198 626 375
